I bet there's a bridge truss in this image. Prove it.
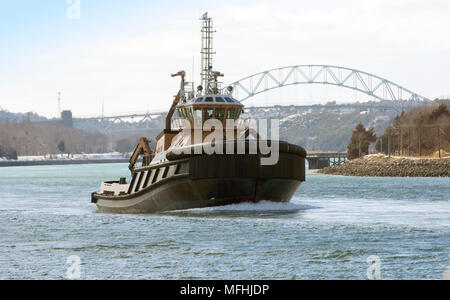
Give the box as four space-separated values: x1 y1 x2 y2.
74 65 432 126
224 65 431 103
73 112 166 133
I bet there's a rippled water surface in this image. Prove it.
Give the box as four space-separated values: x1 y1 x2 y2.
0 163 449 279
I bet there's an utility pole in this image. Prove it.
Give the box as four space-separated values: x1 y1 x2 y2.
437 126 441 159
358 136 361 158
396 129 399 155
408 127 411 156
380 137 383 154
418 126 421 157
57 91 62 119
388 129 391 158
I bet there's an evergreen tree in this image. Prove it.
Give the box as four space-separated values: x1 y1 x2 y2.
57 141 66 153
347 123 376 160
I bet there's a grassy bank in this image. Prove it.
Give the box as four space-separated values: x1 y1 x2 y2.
319 155 450 177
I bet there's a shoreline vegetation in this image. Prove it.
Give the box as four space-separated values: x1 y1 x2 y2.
319 155 450 177
328 101 450 177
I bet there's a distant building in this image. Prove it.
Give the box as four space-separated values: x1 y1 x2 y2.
61 110 73 128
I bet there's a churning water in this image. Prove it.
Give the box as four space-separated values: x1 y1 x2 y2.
0 164 448 279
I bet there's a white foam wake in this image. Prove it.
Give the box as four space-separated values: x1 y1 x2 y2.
198 201 314 212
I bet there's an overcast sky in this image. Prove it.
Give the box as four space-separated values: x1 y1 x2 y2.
0 0 449 118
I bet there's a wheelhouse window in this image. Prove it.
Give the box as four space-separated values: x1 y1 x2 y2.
203 108 214 122
186 108 192 120
226 108 236 119
188 107 194 122
216 97 225 103
205 97 214 102
194 109 202 126
235 108 242 119
225 97 234 103
215 108 225 122
195 97 204 103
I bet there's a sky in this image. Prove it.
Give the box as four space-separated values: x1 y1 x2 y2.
0 0 449 118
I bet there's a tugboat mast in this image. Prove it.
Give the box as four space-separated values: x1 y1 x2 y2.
200 12 217 95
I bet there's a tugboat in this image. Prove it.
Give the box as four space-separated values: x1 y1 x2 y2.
91 13 306 214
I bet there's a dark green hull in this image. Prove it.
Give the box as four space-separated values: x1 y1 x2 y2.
94 177 302 214
92 142 306 214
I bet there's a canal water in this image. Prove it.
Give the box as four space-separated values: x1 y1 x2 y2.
0 163 448 279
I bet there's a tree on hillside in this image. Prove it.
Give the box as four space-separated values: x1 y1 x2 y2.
57 141 66 153
0 145 18 160
375 126 393 154
375 102 450 156
347 123 376 160
115 138 134 153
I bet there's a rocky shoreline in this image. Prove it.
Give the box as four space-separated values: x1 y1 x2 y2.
319 156 450 177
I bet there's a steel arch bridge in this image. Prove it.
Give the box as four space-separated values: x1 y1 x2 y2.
223 65 431 103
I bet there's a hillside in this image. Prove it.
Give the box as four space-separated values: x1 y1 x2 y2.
0 109 48 123
0 121 109 158
57 103 399 152
1 100 426 155
375 101 450 156
244 104 395 151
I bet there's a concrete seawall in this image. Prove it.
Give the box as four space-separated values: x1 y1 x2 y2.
0 159 129 168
